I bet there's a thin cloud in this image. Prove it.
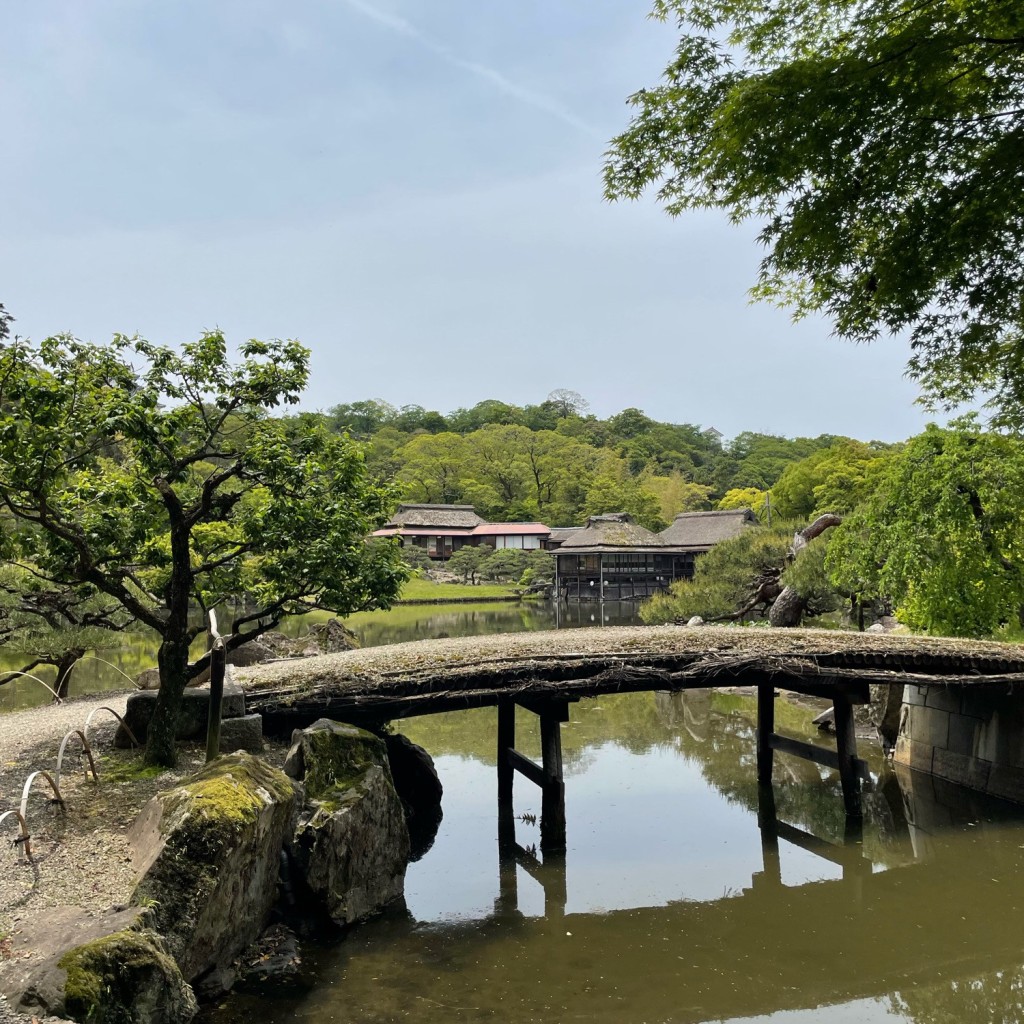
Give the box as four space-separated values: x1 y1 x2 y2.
341 0 602 139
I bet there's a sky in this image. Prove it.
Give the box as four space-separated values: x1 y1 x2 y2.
0 0 932 442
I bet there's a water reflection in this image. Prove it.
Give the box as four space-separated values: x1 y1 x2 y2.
205 690 1024 1024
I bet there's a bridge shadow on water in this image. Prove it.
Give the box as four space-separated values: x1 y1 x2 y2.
209 690 1024 1024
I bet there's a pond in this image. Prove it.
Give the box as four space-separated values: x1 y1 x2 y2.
0 600 642 713
202 689 1024 1024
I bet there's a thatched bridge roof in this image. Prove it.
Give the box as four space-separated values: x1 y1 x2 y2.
238 625 1024 726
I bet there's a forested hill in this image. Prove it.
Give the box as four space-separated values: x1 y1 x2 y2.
314 394 896 531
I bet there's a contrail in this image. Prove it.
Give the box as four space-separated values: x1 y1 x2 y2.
342 0 602 139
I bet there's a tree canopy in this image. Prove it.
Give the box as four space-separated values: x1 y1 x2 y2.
827 423 1024 636
605 0 1024 423
0 332 407 764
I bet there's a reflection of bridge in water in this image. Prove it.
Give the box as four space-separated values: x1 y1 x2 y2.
244 625 1024 850
313 756 1024 1024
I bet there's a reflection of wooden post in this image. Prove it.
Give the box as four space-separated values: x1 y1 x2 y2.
755 783 782 887
756 681 775 786
833 693 862 818
540 704 567 854
543 852 567 918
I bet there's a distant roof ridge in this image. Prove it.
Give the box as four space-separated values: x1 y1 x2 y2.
397 502 478 510
671 508 756 519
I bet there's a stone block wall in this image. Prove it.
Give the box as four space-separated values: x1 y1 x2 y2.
893 683 1024 804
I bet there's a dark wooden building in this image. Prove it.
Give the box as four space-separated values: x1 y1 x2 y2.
554 509 758 601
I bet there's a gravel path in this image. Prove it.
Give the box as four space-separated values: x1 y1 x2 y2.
0 692 197 1024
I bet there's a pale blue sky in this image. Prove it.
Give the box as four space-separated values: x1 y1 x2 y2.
1 0 928 440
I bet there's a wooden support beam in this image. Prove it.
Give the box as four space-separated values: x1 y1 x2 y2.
517 697 572 721
507 748 547 788
769 734 870 781
756 683 775 786
833 693 863 818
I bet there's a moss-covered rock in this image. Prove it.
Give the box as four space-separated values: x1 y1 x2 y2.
285 720 410 926
59 929 197 1024
0 908 195 1024
128 752 297 987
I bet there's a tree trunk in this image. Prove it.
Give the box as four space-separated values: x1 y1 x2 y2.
768 586 807 627
145 635 192 768
54 648 85 700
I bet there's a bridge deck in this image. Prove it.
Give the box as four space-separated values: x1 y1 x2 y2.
239 624 1024 725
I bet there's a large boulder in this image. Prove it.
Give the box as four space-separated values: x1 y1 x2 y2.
285 720 410 926
128 753 297 987
0 906 196 1024
382 732 443 860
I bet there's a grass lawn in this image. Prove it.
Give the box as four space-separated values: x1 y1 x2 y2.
399 576 519 601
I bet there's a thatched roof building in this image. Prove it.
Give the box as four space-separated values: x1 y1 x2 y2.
383 504 485 530
658 509 758 551
558 513 671 553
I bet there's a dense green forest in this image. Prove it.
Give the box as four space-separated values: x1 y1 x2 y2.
313 392 891 531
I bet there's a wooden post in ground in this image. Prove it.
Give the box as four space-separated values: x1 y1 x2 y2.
539 702 567 853
205 610 226 763
756 681 775 787
833 692 863 818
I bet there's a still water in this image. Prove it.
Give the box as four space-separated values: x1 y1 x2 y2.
205 689 1024 1024
0 601 641 712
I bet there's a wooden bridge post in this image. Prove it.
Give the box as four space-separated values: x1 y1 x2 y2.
756 681 775 786
833 693 863 818
539 703 567 853
497 700 515 812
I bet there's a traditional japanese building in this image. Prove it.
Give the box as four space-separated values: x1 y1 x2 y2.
554 513 677 600
554 509 759 600
470 522 551 551
373 503 485 559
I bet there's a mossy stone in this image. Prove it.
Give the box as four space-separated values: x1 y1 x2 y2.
58 929 196 1024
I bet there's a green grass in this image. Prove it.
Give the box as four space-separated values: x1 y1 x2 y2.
399 577 519 601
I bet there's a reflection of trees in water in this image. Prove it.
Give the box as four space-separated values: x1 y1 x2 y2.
890 966 1024 1024
657 690 854 843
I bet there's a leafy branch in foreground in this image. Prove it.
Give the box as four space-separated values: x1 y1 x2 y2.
606 0 1024 423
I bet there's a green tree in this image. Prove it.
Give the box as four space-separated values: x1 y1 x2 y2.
770 441 894 520
0 333 407 766
827 424 1024 636
642 523 794 624
0 566 135 699
447 545 487 584
396 432 470 505
717 487 769 521
605 0 1024 422
641 471 713 522
519 549 555 588
479 548 531 583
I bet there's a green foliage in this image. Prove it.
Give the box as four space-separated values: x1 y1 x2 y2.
399 545 434 573
827 424 1024 636
446 546 488 584
642 523 793 623
770 440 895 520
0 332 408 763
479 549 531 583
518 550 555 588
605 0 1024 423
779 537 844 618
717 487 768 520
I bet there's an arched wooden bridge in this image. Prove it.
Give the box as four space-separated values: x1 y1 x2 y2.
239 624 1024 848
